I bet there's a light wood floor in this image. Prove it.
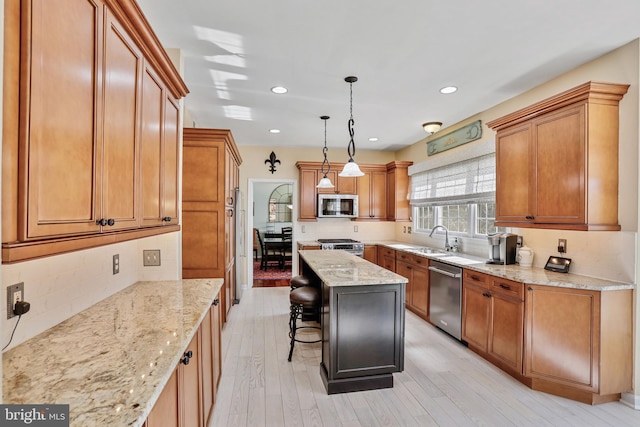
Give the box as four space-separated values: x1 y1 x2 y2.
210 287 640 427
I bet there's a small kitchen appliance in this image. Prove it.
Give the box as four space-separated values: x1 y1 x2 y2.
517 246 534 267
486 233 517 265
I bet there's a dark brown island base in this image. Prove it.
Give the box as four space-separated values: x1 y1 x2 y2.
298 250 408 394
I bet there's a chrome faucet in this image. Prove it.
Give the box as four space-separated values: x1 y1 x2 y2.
429 225 451 251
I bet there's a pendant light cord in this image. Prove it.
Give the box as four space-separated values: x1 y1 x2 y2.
321 116 330 176
346 81 356 161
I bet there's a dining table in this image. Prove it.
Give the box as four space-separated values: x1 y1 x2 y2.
262 233 292 270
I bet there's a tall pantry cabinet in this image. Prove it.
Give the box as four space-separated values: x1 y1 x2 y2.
182 129 242 323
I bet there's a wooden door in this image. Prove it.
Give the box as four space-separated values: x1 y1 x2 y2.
524 285 598 391
211 296 222 396
139 65 164 227
180 332 202 427
495 123 532 224
369 170 388 219
25 0 104 238
146 368 179 427
200 307 214 425
162 96 180 225
461 283 489 352
411 265 429 318
363 246 377 263
299 169 318 220
395 260 412 307
533 105 585 224
336 174 357 194
102 11 140 231
488 292 523 371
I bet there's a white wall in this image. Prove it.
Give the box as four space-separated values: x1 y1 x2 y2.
1 232 181 351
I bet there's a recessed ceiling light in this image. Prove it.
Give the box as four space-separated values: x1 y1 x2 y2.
440 86 458 94
271 86 288 94
269 129 281 134
368 137 379 142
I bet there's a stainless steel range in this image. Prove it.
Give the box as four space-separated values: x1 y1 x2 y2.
317 238 364 257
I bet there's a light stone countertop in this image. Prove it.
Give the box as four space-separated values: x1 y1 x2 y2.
375 241 634 291
2 278 223 427
299 249 407 287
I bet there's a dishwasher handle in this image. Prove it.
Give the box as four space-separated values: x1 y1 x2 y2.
428 265 461 278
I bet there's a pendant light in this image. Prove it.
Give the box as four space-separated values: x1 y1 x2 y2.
316 115 334 188
339 76 365 177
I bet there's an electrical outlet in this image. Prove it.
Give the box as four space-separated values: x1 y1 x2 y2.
354 225 358 232
6 282 24 319
143 249 161 266
113 254 120 275
558 239 567 253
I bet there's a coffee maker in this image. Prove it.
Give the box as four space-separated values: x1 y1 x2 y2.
486 233 517 265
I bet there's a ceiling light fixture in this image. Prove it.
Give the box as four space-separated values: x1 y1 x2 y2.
339 76 364 177
269 129 280 134
422 121 443 135
368 137 379 142
316 115 334 189
271 86 288 94
440 86 458 94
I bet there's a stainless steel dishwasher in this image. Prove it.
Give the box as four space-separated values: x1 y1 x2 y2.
428 260 463 340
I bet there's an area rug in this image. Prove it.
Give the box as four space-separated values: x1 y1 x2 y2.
253 260 292 280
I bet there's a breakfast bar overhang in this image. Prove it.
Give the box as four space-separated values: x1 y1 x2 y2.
298 250 408 394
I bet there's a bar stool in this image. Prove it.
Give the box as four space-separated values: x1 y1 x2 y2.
290 275 311 290
288 286 321 362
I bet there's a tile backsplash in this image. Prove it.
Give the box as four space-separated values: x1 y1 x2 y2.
1 232 181 351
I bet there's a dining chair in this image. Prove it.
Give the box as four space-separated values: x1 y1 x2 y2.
280 227 293 270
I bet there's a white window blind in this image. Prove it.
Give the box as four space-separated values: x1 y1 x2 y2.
410 153 496 206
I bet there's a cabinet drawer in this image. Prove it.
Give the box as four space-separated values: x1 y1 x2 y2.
380 247 396 258
490 278 524 300
463 270 490 289
396 251 428 267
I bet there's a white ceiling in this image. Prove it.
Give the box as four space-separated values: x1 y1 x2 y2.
137 0 640 152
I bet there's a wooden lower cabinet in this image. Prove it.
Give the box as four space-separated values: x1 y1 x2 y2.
377 246 396 272
145 368 179 427
363 245 377 263
146 295 223 426
395 252 429 319
462 271 524 376
524 284 632 404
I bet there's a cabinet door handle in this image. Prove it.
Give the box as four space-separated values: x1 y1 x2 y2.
527 286 533 291
162 216 172 222
96 218 107 226
107 218 115 226
213 298 219 306
525 215 535 220
470 275 481 281
499 283 510 290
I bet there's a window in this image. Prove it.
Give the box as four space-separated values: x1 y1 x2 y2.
268 184 293 223
410 154 505 238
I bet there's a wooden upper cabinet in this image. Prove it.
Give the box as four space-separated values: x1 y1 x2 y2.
297 167 319 221
357 168 387 220
102 11 141 231
3 0 188 262
386 161 412 221
488 81 629 231
24 0 104 238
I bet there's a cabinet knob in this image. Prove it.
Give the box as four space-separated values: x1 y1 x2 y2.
96 218 107 226
499 283 510 290
525 215 535 220
213 298 219 306
162 216 172 222
181 356 190 365
107 218 115 226
528 286 533 291
185 350 193 358
483 292 492 298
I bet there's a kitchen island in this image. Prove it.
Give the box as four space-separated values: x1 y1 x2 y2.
298 250 408 394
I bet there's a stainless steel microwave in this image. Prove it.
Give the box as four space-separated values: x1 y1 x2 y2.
317 194 358 218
